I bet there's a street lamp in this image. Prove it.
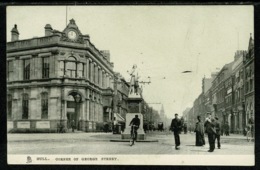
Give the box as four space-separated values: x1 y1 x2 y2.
73 94 81 130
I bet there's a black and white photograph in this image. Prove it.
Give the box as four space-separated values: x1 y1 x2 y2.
6 5 254 165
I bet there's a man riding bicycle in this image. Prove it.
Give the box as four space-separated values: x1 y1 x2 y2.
129 115 140 146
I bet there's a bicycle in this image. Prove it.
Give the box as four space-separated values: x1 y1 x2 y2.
130 125 138 146
246 125 254 142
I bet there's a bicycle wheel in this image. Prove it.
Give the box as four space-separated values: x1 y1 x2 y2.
247 131 252 142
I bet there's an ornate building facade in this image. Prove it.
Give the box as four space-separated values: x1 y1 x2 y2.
7 19 115 132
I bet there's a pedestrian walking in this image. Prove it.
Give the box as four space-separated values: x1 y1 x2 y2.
183 122 187 134
225 122 230 136
170 113 182 150
215 117 221 149
204 113 216 152
194 116 205 146
71 120 76 133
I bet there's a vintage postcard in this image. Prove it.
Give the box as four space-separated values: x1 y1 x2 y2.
6 5 254 165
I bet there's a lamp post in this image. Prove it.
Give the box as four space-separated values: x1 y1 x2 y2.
74 94 81 130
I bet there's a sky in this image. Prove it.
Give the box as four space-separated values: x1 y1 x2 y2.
7 6 254 118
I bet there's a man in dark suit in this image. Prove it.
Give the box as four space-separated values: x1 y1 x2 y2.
215 117 221 149
170 113 182 150
204 112 216 152
129 115 140 146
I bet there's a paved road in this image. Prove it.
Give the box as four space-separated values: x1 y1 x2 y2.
8 131 254 155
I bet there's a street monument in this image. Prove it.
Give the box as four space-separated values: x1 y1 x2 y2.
122 64 146 140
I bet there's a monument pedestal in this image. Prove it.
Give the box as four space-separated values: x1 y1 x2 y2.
121 113 146 140
121 93 146 140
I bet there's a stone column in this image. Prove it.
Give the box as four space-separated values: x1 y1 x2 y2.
99 68 102 87
103 73 107 88
29 88 38 119
106 74 109 88
86 58 89 80
86 99 90 121
18 59 23 80
37 57 42 79
92 63 95 83
102 70 105 88
95 65 98 85
13 59 18 81
81 101 85 120
49 56 55 78
90 62 93 83
109 76 112 89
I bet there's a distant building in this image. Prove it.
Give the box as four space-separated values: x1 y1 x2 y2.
7 19 115 132
113 72 129 131
231 50 247 133
211 62 234 125
243 34 254 125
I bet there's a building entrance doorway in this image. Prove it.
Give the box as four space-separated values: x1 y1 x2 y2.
67 92 82 131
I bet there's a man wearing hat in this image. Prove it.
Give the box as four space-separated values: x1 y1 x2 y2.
170 113 182 150
215 117 221 149
204 112 216 152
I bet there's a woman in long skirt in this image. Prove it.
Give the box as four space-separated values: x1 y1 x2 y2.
194 116 205 146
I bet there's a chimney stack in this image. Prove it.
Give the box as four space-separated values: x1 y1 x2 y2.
11 24 19 41
44 24 53 36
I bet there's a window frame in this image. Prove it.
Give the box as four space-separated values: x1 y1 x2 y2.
42 57 50 79
41 93 48 119
22 94 29 119
23 59 30 80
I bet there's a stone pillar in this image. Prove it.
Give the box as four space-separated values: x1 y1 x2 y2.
63 99 67 120
91 101 94 121
30 57 35 79
12 59 18 81
102 70 105 88
37 57 42 79
16 98 23 119
95 65 98 85
18 59 23 80
64 61 68 77
98 67 102 87
86 99 90 121
29 88 38 119
104 73 107 88
90 62 94 83
86 58 89 80
54 57 59 78
12 90 19 120
81 101 85 120
49 55 55 78
106 74 109 88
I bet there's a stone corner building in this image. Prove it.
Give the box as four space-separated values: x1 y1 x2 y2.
7 19 116 132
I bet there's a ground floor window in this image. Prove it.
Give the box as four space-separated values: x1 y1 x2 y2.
41 93 48 119
22 94 29 119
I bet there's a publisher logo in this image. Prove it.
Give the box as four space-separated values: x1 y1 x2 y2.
26 156 32 163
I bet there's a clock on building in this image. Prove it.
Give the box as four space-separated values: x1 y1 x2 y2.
68 30 77 40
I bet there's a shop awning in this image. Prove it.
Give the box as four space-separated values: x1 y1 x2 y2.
114 113 125 123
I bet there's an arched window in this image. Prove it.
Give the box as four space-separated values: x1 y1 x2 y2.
41 93 48 119
7 95 12 119
22 94 29 119
66 57 77 78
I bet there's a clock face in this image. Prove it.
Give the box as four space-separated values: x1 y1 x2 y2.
68 31 77 40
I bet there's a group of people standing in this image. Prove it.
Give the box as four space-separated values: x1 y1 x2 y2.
170 112 221 152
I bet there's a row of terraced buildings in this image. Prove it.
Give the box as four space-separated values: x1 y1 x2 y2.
183 34 254 134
